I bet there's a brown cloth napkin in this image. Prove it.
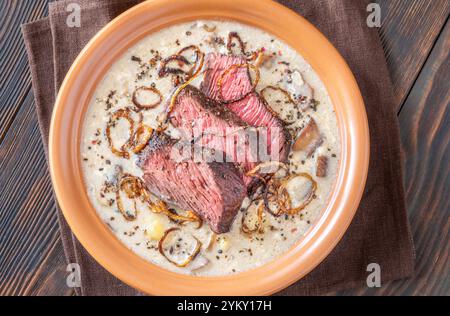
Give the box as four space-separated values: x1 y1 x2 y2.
22 0 414 296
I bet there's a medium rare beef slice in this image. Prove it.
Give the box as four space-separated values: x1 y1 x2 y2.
200 53 251 102
227 92 290 162
138 133 246 233
169 85 258 185
200 53 290 162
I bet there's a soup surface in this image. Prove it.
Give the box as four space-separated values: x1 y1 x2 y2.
81 20 340 276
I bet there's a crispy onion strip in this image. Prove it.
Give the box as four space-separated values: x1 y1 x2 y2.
246 161 288 184
114 174 202 227
206 233 217 251
246 161 288 177
202 24 217 32
260 85 296 105
227 32 262 62
178 46 202 64
264 197 282 217
116 194 138 221
277 173 317 215
260 85 299 124
158 228 202 267
131 124 153 153
160 51 204 128
106 108 134 159
227 32 246 55
253 50 270 67
158 55 191 77
241 200 265 235
132 86 163 110
217 63 260 103
159 45 203 80
263 173 317 217
148 199 202 228
185 211 203 229
120 174 143 198
115 174 144 221
263 178 288 217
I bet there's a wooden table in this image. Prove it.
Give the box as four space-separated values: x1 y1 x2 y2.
0 0 448 296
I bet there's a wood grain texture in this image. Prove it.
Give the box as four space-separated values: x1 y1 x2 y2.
330 19 450 296
0 91 61 296
0 0 65 296
22 239 74 296
397 20 449 295
0 0 49 143
376 0 450 111
0 0 448 296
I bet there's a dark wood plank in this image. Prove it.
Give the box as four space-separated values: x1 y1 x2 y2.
0 0 62 297
22 239 74 296
0 0 49 143
0 92 61 296
376 0 450 111
334 18 450 296
396 20 449 295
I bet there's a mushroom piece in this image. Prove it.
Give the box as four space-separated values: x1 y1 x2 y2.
316 155 328 178
293 118 323 157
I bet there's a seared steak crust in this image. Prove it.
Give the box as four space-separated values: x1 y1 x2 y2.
138 133 246 233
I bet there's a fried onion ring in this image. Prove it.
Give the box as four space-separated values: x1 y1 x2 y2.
159 45 203 80
158 55 191 77
131 124 153 153
132 86 163 110
241 200 265 235
159 51 204 127
260 85 296 105
106 108 134 159
115 174 144 221
263 172 317 217
277 173 317 215
259 85 300 124
227 32 246 55
158 228 202 267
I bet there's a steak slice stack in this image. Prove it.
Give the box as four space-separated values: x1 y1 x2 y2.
138 133 246 233
169 85 258 186
200 52 290 162
136 53 293 233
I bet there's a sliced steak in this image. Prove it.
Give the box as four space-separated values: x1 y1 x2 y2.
138 133 246 233
169 85 258 186
200 53 290 162
200 53 252 102
227 92 290 162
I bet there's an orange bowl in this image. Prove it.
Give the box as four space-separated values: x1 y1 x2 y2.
49 0 369 295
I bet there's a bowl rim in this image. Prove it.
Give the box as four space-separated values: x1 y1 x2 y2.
49 0 369 296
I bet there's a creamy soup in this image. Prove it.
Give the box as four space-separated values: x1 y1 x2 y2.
81 20 340 276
